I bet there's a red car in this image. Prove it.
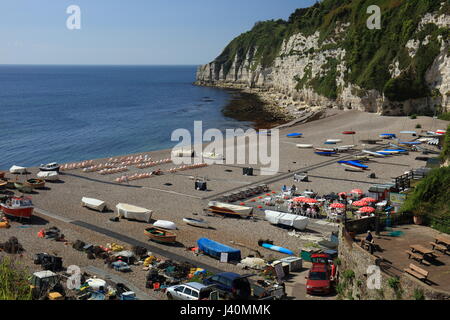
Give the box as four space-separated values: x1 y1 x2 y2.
306 264 332 295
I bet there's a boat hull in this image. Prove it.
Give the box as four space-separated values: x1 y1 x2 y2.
14 183 33 193
39 166 60 173
82 197 106 212
261 243 294 255
0 204 33 219
207 201 253 217
144 228 176 243
26 179 46 189
183 218 210 229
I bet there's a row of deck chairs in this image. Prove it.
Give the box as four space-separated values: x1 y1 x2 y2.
217 184 270 203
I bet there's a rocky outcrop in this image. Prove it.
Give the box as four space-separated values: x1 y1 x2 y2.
196 2 450 116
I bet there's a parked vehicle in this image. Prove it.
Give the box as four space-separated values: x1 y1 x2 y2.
203 272 252 300
306 264 332 295
166 282 218 300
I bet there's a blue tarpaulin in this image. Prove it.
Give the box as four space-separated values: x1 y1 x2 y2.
197 238 241 261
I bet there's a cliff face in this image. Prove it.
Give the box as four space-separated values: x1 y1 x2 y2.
196 0 450 116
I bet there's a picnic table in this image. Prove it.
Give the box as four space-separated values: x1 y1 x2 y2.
410 244 434 256
435 235 450 247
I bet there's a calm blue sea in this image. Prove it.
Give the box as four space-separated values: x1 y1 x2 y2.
0 65 252 169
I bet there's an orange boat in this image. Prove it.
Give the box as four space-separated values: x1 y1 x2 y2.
0 196 34 220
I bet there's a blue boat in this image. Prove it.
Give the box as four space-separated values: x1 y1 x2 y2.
324 141 337 145
383 149 408 153
375 151 392 156
399 141 421 145
315 151 337 156
338 160 368 169
261 243 294 255
197 238 241 261
287 133 303 138
380 133 397 139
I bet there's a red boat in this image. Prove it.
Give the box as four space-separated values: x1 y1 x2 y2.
0 196 34 220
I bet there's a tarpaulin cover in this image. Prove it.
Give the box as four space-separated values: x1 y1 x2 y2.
197 238 241 261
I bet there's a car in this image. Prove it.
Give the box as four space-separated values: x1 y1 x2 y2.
306 264 332 295
203 272 252 300
166 282 218 300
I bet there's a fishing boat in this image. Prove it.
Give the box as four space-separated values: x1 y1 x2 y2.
9 165 27 174
25 179 46 189
265 210 309 230
0 196 34 220
144 227 176 244
14 182 34 193
153 220 177 230
39 162 60 172
116 203 153 223
37 171 59 181
183 217 210 229
82 197 107 212
286 133 303 138
261 243 294 255
207 201 253 218
197 238 241 261
296 144 313 149
315 151 337 156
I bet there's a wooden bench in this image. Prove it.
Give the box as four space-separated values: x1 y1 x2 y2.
405 250 430 266
404 264 429 282
429 242 448 253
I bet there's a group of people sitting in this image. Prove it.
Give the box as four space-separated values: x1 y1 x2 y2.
288 202 321 219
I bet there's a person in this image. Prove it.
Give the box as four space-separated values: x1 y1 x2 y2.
282 185 287 193
366 231 374 243
291 184 297 196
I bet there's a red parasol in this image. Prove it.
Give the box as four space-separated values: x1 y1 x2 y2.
304 198 318 204
293 197 307 202
353 200 369 207
359 206 375 213
350 189 364 195
361 197 376 203
330 203 345 209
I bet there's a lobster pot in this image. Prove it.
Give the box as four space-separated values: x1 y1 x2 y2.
195 181 207 191
279 257 303 272
243 167 254 176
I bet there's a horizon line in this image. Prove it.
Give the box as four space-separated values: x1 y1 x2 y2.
0 63 203 67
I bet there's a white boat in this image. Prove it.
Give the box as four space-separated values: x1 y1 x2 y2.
37 171 59 181
39 162 60 172
326 139 342 144
153 220 177 230
202 152 225 160
171 147 195 158
265 210 309 231
296 144 313 149
116 203 153 223
9 165 27 174
315 147 336 152
82 197 106 212
362 150 386 157
336 145 355 151
207 201 253 217
340 163 365 172
183 217 210 229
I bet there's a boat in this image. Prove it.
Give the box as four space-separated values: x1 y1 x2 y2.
326 139 342 144
37 171 60 181
183 217 210 229
25 179 46 189
261 243 294 255
340 163 365 172
379 133 396 139
296 144 313 149
353 155 370 161
0 196 34 220
324 141 337 145
315 151 337 156
315 147 336 152
82 197 107 212
338 161 368 169
398 141 422 145
116 203 153 223
362 150 386 157
286 133 303 138
9 165 27 174
39 162 60 172
400 131 417 135
336 145 355 152
0 171 5 179
144 227 176 244
207 201 253 218
360 139 382 144
171 147 195 158
153 220 177 230
265 210 309 230
382 149 408 154
14 182 34 193
202 152 225 160
0 180 7 190
197 238 241 261
342 131 356 135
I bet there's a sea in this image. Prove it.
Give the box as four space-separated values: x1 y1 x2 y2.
0 65 253 170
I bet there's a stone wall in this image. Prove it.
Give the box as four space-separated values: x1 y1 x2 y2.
337 226 450 300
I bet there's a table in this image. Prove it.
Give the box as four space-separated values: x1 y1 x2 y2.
435 235 450 247
410 244 434 257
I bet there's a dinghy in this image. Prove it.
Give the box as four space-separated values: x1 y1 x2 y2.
183 217 210 229
286 133 303 138
116 203 153 223
82 197 106 212
153 220 177 230
9 165 27 174
25 179 45 189
261 243 294 255
37 171 59 181
265 210 309 230
144 227 176 244
207 201 253 218
296 144 313 149
14 182 33 193
39 162 60 172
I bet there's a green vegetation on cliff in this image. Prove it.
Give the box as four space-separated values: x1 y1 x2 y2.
212 0 448 102
0 257 32 300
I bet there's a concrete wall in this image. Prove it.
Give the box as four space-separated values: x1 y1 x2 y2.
338 226 450 300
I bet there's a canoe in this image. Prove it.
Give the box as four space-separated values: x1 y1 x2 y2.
144 227 176 244
197 238 241 261
315 151 337 156
379 134 396 139
37 171 59 181
14 182 33 193
261 243 294 255
324 141 337 145
116 203 153 223
315 148 335 152
342 131 356 135
398 141 421 145
25 179 45 189
296 144 313 149
287 133 303 138
9 165 27 174
326 139 342 144
340 163 365 172
362 150 386 157
207 201 253 217
82 197 106 212
153 220 177 230
265 210 309 230
183 217 210 229
338 161 368 169
39 162 60 172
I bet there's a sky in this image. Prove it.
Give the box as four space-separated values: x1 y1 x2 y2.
0 0 316 65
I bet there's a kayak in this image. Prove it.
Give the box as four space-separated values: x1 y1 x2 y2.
342 131 356 135
315 148 336 152
326 139 342 143
340 163 365 172
261 243 294 255
315 151 337 156
362 150 386 157
287 133 303 138
296 144 313 149
338 160 368 169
